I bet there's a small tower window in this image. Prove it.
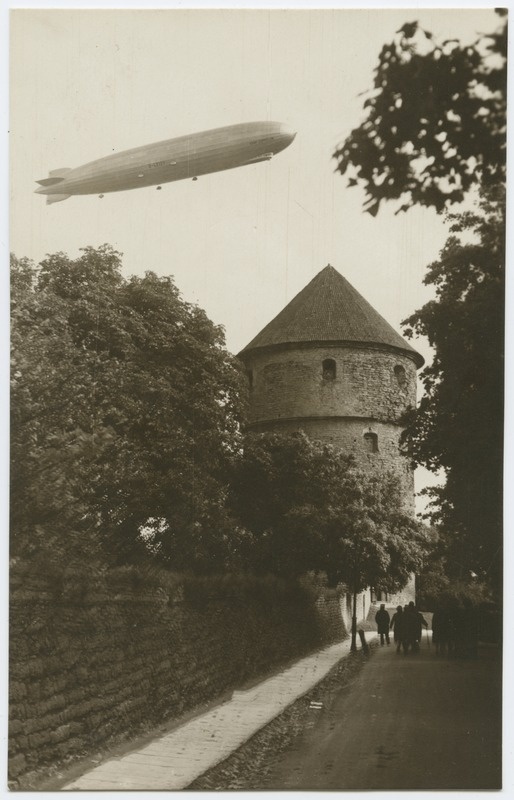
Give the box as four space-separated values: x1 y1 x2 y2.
322 358 336 381
247 369 254 390
363 431 379 453
394 364 407 388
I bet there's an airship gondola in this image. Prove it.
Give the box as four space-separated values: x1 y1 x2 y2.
35 121 296 205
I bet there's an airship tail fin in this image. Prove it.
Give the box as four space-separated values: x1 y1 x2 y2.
37 177 64 187
46 193 71 205
36 168 72 187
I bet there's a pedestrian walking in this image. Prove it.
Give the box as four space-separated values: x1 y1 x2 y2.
409 600 428 653
402 602 428 654
375 603 390 645
402 604 417 654
431 606 450 656
389 605 404 653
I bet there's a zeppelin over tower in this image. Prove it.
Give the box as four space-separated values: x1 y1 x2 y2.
238 265 424 511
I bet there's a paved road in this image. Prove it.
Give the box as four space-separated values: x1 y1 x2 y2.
264 638 501 791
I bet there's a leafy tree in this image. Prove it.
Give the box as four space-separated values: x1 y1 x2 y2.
231 432 430 648
334 13 506 215
11 246 247 568
412 525 472 608
415 526 491 609
229 432 355 576
11 253 108 562
332 14 506 597
402 189 504 591
328 468 430 593
230 432 429 585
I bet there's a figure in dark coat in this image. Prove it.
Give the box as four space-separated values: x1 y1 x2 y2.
431 607 450 655
403 602 428 653
390 605 404 653
375 604 390 645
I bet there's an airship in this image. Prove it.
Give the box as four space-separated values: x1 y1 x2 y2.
35 121 296 205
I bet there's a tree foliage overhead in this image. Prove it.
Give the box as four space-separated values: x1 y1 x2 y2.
334 13 507 215
11 245 247 567
332 13 506 598
229 432 429 589
402 188 504 587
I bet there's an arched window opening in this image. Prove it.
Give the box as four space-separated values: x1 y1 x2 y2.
363 431 379 453
394 364 407 388
322 358 336 381
247 370 254 390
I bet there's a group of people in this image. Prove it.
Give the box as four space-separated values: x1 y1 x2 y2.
375 602 428 654
431 600 479 658
374 599 480 658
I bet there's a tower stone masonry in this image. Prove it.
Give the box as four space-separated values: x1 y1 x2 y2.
238 265 424 514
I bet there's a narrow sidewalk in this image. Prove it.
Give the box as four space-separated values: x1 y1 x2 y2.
63 634 375 791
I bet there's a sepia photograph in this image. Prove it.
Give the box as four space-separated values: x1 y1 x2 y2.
8 3 506 792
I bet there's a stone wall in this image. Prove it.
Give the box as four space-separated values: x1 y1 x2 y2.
243 344 417 510
248 416 414 511
339 588 373 633
245 345 417 424
9 563 345 789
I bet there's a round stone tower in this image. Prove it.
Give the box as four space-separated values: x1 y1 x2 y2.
238 265 424 512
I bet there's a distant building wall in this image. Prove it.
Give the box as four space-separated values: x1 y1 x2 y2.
339 588 374 633
374 576 416 607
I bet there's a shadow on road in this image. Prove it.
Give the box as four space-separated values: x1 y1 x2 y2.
264 640 501 791
192 638 501 791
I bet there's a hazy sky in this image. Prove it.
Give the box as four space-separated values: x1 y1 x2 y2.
9 6 502 509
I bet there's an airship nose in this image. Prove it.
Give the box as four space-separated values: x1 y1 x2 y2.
274 123 297 152
279 123 297 142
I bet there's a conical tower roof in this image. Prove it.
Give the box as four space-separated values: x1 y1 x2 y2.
239 265 424 367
